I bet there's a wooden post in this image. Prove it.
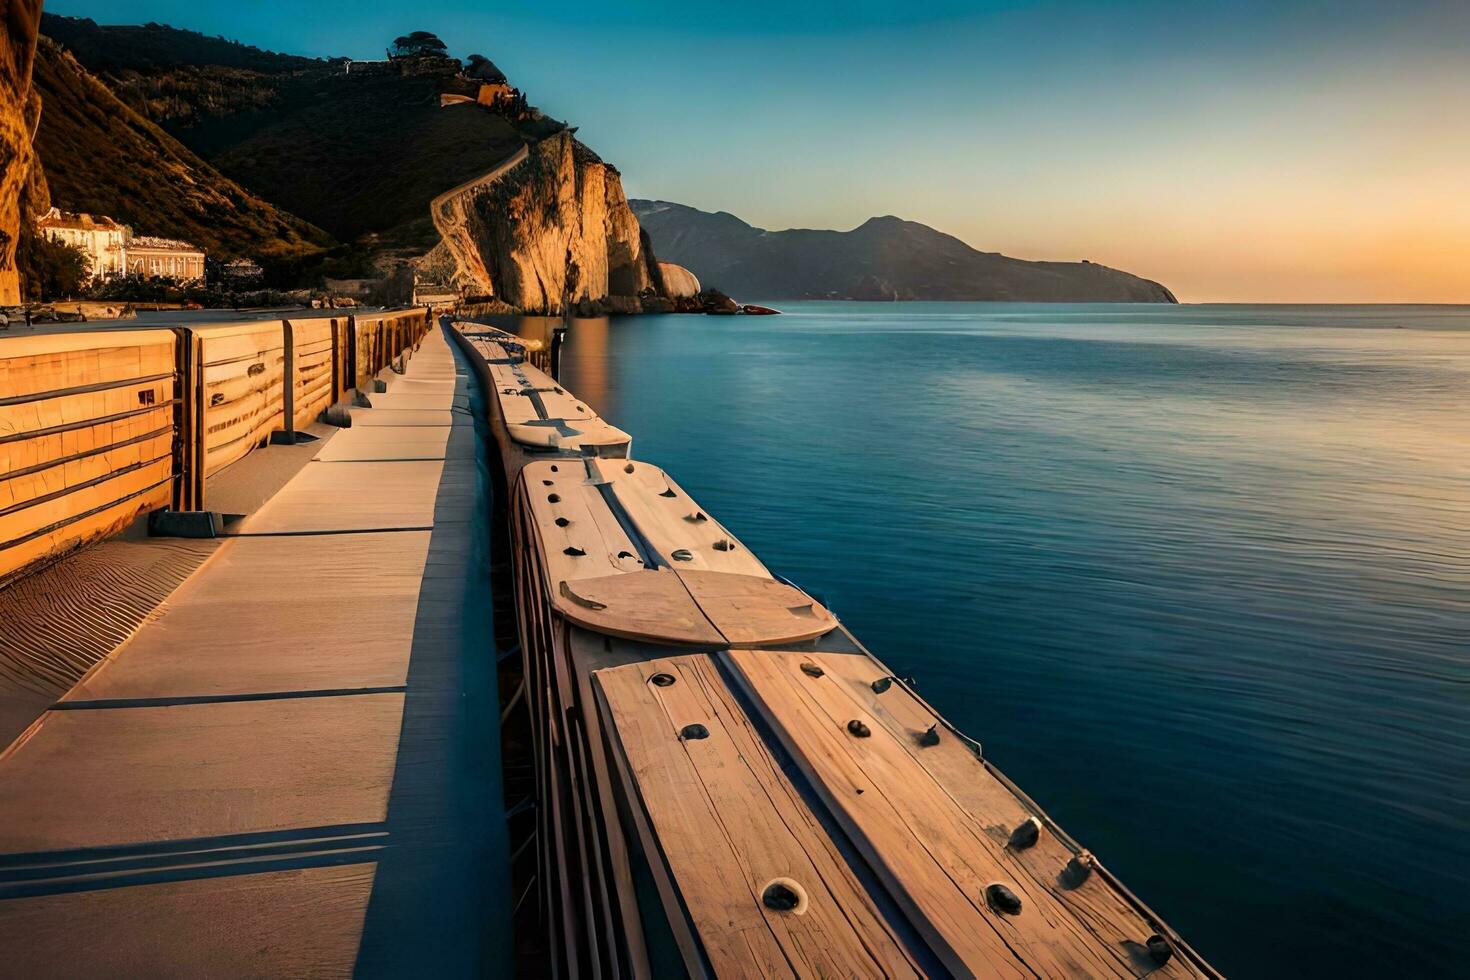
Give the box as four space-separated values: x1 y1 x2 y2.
279 319 296 442
169 327 204 512
346 314 359 392
329 317 342 404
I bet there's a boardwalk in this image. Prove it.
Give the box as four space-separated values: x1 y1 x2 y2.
0 325 510 975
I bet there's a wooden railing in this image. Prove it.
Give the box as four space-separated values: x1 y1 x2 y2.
0 308 433 585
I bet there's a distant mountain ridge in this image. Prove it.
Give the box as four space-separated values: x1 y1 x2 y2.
631 200 1176 303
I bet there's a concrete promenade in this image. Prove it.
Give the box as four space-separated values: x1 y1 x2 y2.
0 324 509 975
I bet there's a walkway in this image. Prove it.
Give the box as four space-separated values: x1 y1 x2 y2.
0 323 509 976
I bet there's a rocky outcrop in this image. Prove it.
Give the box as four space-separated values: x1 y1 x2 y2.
430 130 659 313
657 261 700 298
1 0 44 304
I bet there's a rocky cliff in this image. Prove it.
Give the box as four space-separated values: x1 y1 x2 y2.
429 131 658 314
634 200 1178 303
1 0 44 304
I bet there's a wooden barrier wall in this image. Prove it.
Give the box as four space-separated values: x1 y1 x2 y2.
351 309 431 389
195 321 289 478
0 308 432 585
0 330 180 587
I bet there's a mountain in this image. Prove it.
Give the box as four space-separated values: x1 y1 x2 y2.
31 37 332 264
631 200 1176 303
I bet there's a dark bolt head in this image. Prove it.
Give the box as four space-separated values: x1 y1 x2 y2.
554 517 571 527
680 724 709 740
985 883 1023 915
649 673 676 687
847 719 871 738
1146 935 1173 965
762 881 801 911
1008 817 1041 850
918 724 940 747
871 676 893 694
800 662 825 678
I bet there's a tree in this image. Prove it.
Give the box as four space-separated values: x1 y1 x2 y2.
465 53 506 81
388 31 448 60
17 228 89 301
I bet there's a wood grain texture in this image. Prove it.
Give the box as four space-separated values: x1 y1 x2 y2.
799 651 1208 979
724 650 1206 978
589 458 769 576
554 572 724 646
195 321 289 477
597 654 923 979
674 570 837 647
0 332 178 583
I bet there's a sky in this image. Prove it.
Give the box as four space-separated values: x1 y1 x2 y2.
47 1 1470 302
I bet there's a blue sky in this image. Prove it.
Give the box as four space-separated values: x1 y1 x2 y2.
46 1 1470 301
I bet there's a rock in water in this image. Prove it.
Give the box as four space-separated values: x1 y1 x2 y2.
657 261 700 298
0 1 43 304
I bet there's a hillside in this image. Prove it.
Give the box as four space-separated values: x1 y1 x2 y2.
185 71 532 247
31 38 332 263
40 13 319 126
632 200 1177 303
43 14 553 249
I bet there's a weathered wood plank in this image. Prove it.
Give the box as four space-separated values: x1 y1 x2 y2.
674 570 838 647
589 458 769 577
804 651 1206 978
726 649 1144 978
598 655 922 978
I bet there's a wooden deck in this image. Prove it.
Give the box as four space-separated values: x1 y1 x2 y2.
453 320 1219 979
0 324 510 976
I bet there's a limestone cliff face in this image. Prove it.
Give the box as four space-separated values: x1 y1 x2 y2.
0 1 44 305
430 130 658 314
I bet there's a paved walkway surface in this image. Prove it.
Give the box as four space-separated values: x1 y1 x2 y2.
0 324 510 976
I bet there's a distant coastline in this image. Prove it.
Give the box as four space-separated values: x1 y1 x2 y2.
633 200 1177 304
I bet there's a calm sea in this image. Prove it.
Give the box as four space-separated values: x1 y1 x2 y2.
555 302 1469 977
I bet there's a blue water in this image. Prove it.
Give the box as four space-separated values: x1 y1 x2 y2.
556 302 1469 977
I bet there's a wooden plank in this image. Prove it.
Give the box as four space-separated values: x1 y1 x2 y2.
0 457 173 548
588 459 768 577
597 655 923 978
520 461 645 587
804 651 1207 978
553 572 724 646
724 650 1162 978
674 570 837 647
197 323 288 476
0 472 171 585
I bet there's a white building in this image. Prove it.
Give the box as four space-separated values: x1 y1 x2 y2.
35 207 207 284
35 207 126 280
125 236 206 282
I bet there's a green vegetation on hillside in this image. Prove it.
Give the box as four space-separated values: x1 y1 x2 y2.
32 38 333 265
41 14 322 127
187 70 532 245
